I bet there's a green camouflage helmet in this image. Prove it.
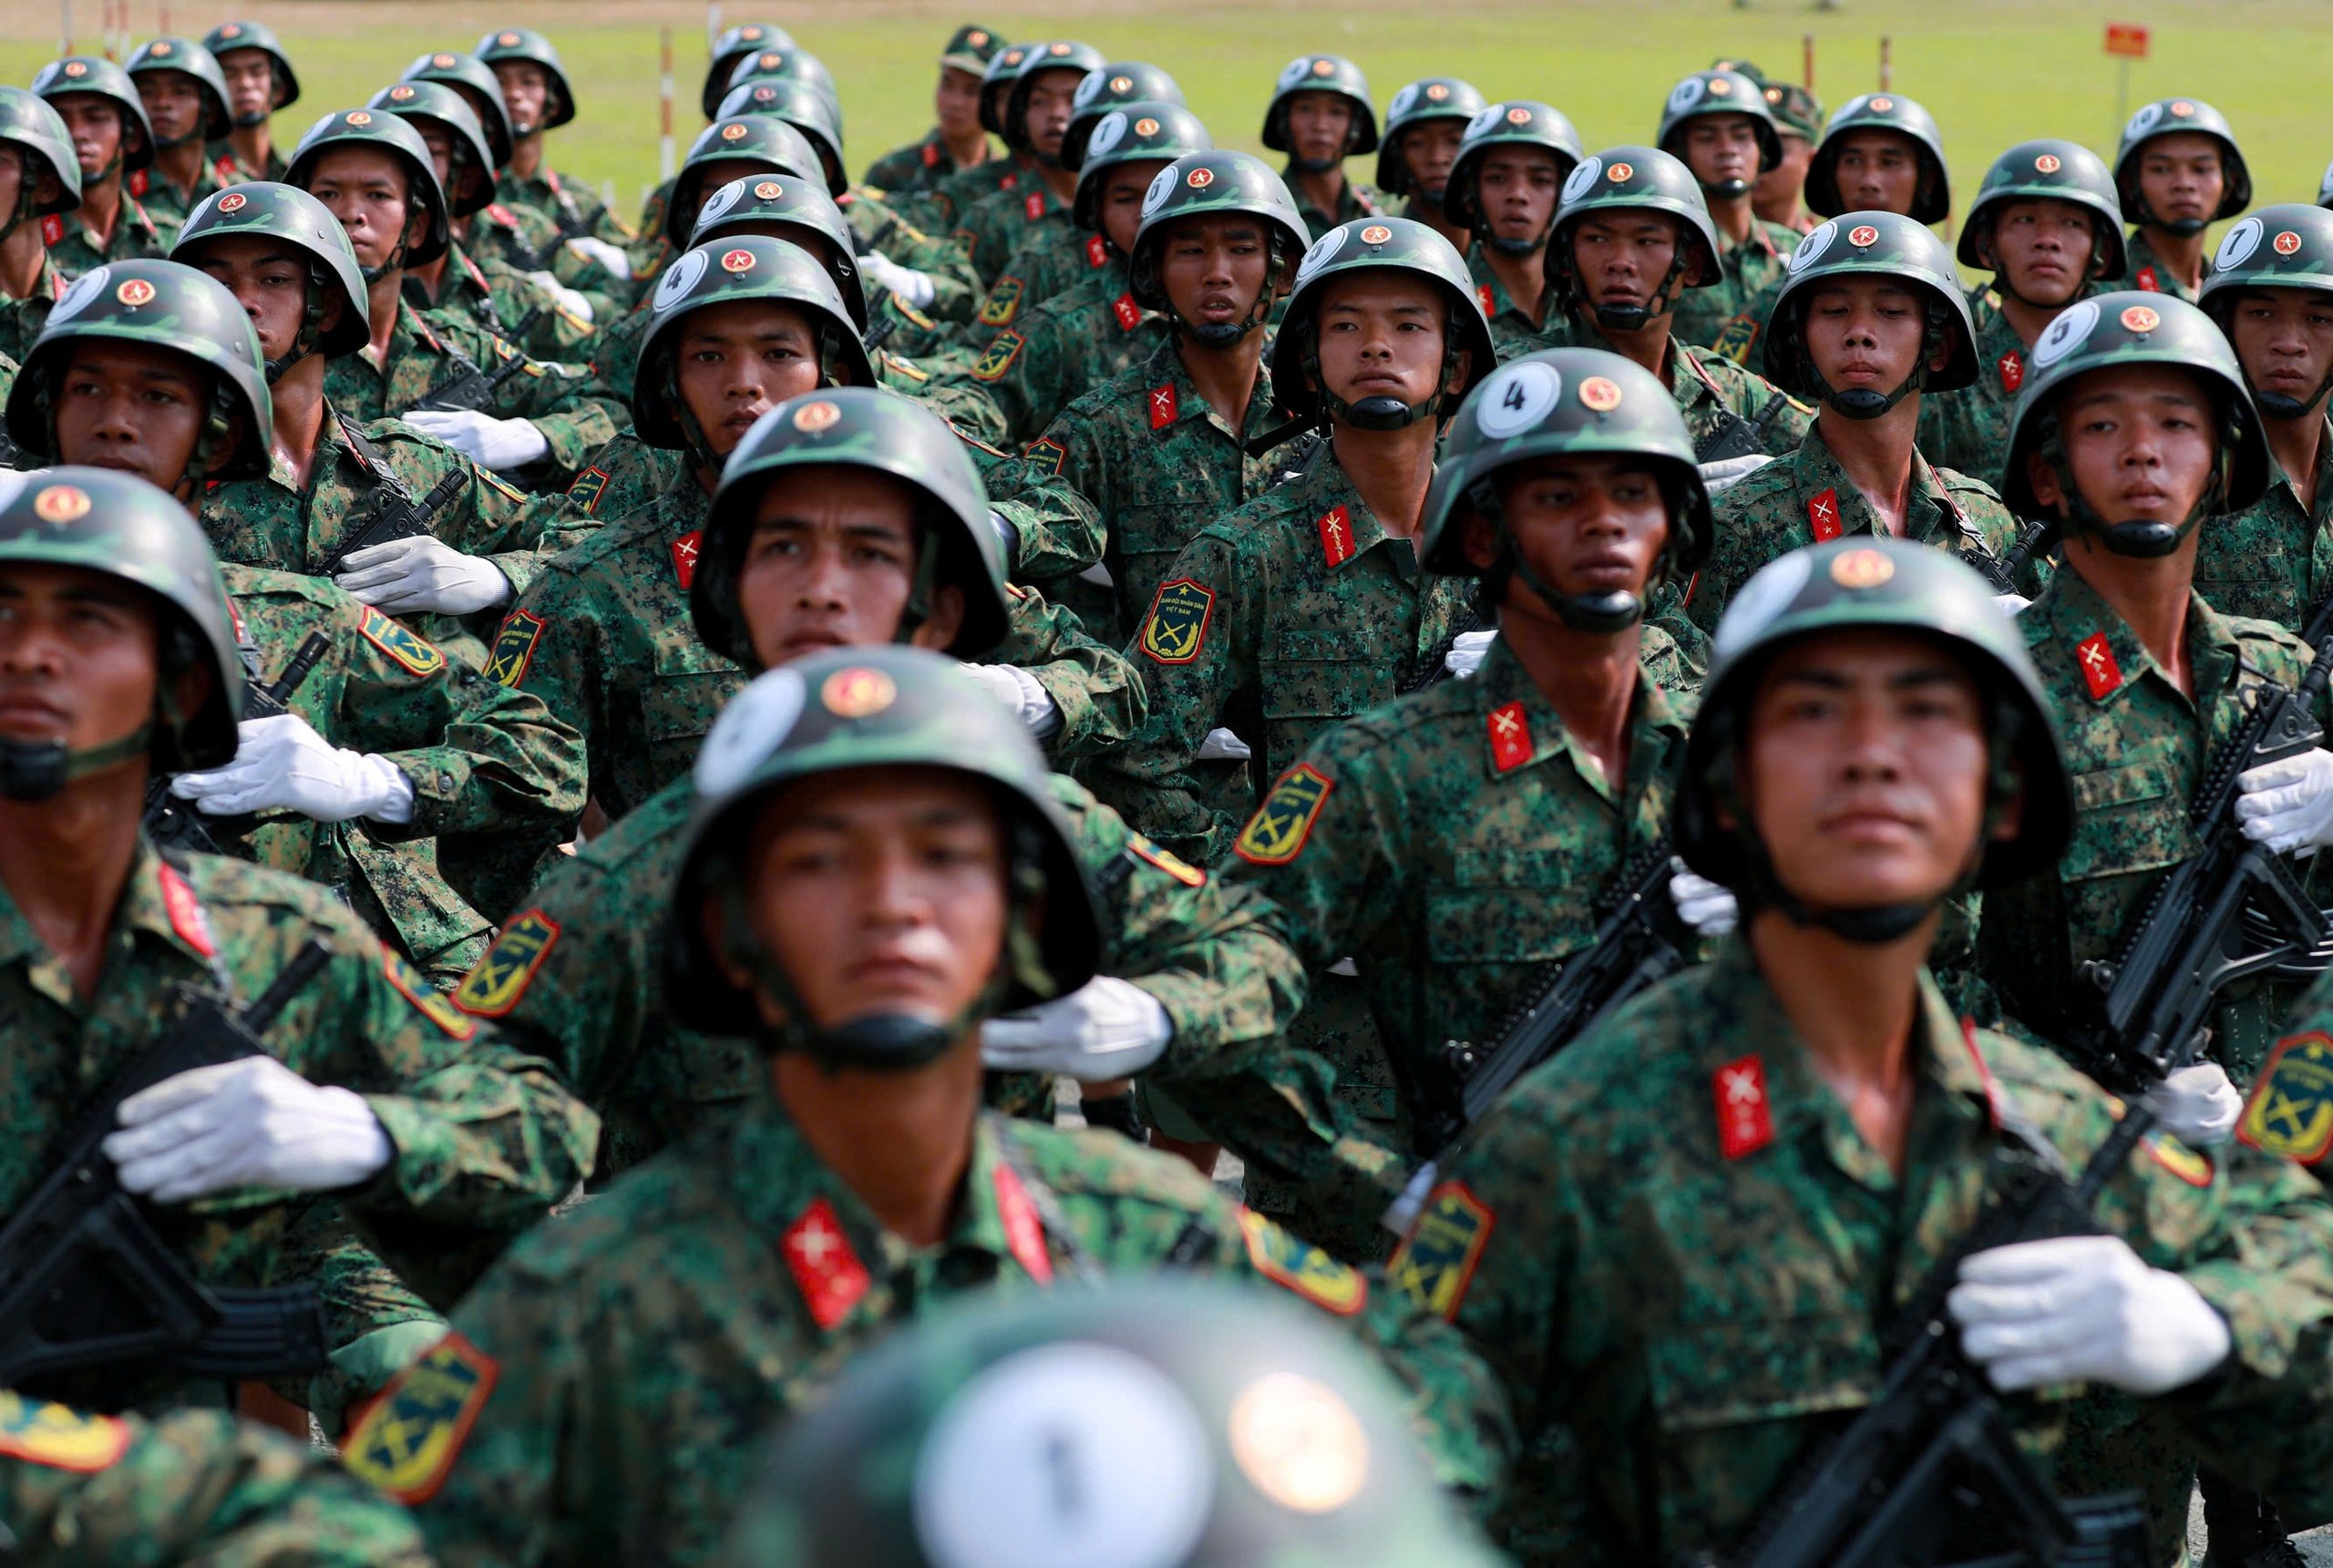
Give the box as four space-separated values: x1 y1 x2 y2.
1761 211 1978 405
1957 139 2127 280
704 24 797 119
0 87 83 221
474 27 574 131
1655 69 1782 179
665 643 1099 1050
940 24 1007 78
1071 103 1211 234
32 56 154 176
1444 100 1585 240
1546 147 1723 319
692 174 868 329
1262 54 1377 158
369 81 497 219
727 1280 1502 1568
1804 92 1949 224
201 21 300 112
976 46 1033 138
1421 348 1714 607
1003 41 1106 158
716 78 846 195
124 38 231 146
670 115 826 246
1374 77 1488 197
170 181 370 361
2319 159 2333 212
1763 80 1824 144
2113 97 2249 228
1708 56 1771 84
725 48 845 145
1063 61 1184 172
0 467 242 774
633 234 874 452
9 259 273 482
1128 150 1308 320
286 108 450 268
400 52 514 168
1270 217 1494 430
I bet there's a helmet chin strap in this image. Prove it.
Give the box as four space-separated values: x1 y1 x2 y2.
231 108 268 129
1301 320 1463 434
0 723 149 801
1569 241 1693 335
1701 176 1751 200
2243 359 2333 425
0 153 36 248
262 264 332 384
1485 231 1547 260
2157 216 2208 239
1290 154 1342 176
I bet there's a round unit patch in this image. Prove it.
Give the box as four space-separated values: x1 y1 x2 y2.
791 398 841 433
2031 298 2100 368
2276 230 2304 256
115 278 156 307
216 191 247 213
821 665 897 718
1474 360 1561 438
33 484 90 524
1607 160 1635 184
1359 224 1392 246
2120 303 2161 333
2215 216 2265 272
2034 152 2062 176
1847 223 1880 248
1578 374 1624 413
1829 547 1896 589
1227 1373 1370 1516
720 247 756 273
694 669 806 796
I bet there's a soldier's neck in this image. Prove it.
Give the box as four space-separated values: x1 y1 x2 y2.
1994 287 2070 352
1587 307 1672 384
0 224 46 302
271 355 328 489
771 1042 985 1248
1705 190 1753 246
365 275 404 364
406 253 447 303
508 134 546 182
78 176 121 243
2066 532 2198 700
1329 419 1438 539
2140 225 2206 292
2265 410 2328 513
1817 402 1921 537
1176 328 1264 433
0 773 147 1001
1408 200 1466 253
1752 188 1804 230
227 124 270 173
940 128 990 168
1502 600 1640 783
1483 244 1547 327
1290 164 1344 218
154 139 202 200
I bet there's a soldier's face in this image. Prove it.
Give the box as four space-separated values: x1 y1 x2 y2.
0 562 171 775
1286 93 1353 166
1738 630 1999 916
727 766 1010 1040
2029 364 2219 538
1465 454 1670 613
1098 159 1166 256
491 61 550 138
52 95 125 181
415 123 457 197
136 72 205 144
1022 69 1081 158
306 146 418 271
1571 214 1687 313
736 465 967 665
1984 199 2094 306
217 49 276 122
1802 277 1945 395
1682 115 1760 190
936 67 984 138
1830 129 1921 217
1757 130 1814 210
675 300 827 458
2228 286 2333 418
1310 273 1465 413
2138 132 2223 228
190 233 330 362
450 84 504 153
1158 215 1274 326
51 342 212 489
1402 120 1465 200
1475 146 1563 249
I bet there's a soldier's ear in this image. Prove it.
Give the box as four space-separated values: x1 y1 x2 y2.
1443 346 1474 396
2025 453 2066 512
907 583 966 651
1457 510 1500 572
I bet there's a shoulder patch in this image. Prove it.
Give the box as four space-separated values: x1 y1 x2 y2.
486 609 548 688
879 350 929 384
1024 436 1066 474
451 908 562 1018
1711 313 1760 364
0 1393 130 1472
566 466 611 515
356 604 447 676
384 950 477 1040
2143 1131 2214 1188
1126 832 1206 886
970 328 1026 383
1387 1182 1495 1321
782 1197 872 1328
670 529 702 589
476 465 526 504
343 1332 502 1503
1234 764 1334 866
1138 578 1213 665
1238 1208 1365 1315
2239 1031 2333 1164
977 275 1024 327
889 292 938 330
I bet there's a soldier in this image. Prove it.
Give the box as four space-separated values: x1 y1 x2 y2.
1917 138 2128 485
859 24 1008 197
950 41 1105 289
1653 68 1798 351
473 27 632 255
1752 77 1824 236
900 43 1033 233
31 56 170 274
394 50 572 301
347 642 1495 1565
202 19 300 183
0 89 82 366
2112 97 2250 303
2197 204 2333 628
700 22 796 125
1265 54 1380 240
123 37 236 226
631 108 826 308
1442 100 1582 347
1375 77 1488 251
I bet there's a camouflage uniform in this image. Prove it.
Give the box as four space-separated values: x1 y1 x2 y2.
46 189 172 274
955 179 1076 292
1669 220 1796 351
1913 295 2042 489
0 255 71 367
2114 227 2205 303
135 158 237 230
2197 416 2333 627
492 165 628 250
207 139 286 183
865 128 988 198
973 226 1120 332
948 267 1166 445
1292 179 1382 242
1467 241 1547 352
410 242 597 362
907 152 1027 233
1511 313 1813 465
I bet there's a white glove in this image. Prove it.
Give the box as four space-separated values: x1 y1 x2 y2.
861 250 936 311
562 235 632 280
104 1055 393 1202
1697 453 1773 497
1197 727 1252 762
402 408 550 472
1948 1235 2231 1396
2235 747 2333 856
336 535 511 616
1444 629 1497 680
960 661 1062 740
524 271 595 324
2138 1061 2245 1148
1382 1160 1439 1237
982 976 1172 1079
1669 865 1739 937
1992 592 2030 617
169 712 413 824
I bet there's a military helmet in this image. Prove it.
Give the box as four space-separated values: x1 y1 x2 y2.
1270 217 1494 427
201 21 299 111
400 52 514 168
8 260 273 481
1262 53 1378 157
0 467 243 774
1444 100 1585 237
32 56 155 175
286 108 449 269
1002 41 1106 156
671 115 826 246
939 24 1007 79
632 235 873 451
1127 151 1309 315
976 46 1033 139
124 38 231 146
2112 97 2249 226
726 1280 1502 1568
170 182 370 359
1708 56 1771 84
1547 147 1724 302
1804 92 1949 225
474 27 574 131
2318 158 2333 213
368 81 497 219
1421 347 1714 582
1763 80 1824 145
1062 60 1183 171
1374 77 1488 197
1071 103 1211 235
0 88 83 219
715 77 846 195
725 48 845 148
1957 138 2127 280
2203 204 2333 316
1655 68 1782 175
691 174 866 329
1761 211 1978 397
704 23 797 119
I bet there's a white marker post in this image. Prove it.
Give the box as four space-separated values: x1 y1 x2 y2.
660 26 676 180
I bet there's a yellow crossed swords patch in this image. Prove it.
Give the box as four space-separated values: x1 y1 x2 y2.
452 908 562 1018
1139 579 1213 665
344 1332 501 1502
2241 1031 2333 1163
1234 764 1333 866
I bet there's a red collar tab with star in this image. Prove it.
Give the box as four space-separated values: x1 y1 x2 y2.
2135 265 2160 292
1024 191 1045 221
991 1161 1053 1285
156 861 216 957
1147 383 1177 429
1998 352 2023 394
1487 701 1533 773
670 529 702 588
1112 292 1141 331
1085 233 1107 268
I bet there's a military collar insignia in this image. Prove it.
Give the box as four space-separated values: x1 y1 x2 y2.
1487 700 1533 774
2075 630 2124 701
1806 487 1842 541
1714 1054 1773 1158
782 1195 872 1328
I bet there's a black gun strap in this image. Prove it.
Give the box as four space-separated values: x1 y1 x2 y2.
336 414 422 512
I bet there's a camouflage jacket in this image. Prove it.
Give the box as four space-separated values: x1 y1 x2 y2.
205 137 288 183
47 188 173 276
1085 438 1478 865
1505 311 1814 464
840 188 982 325
493 164 630 248
1466 241 1549 353
953 178 1074 291
1916 294 2047 488
901 150 1028 232
0 251 72 368
2114 227 2206 304
863 128 996 198
349 1097 1504 1566
971 226 1116 333
1668 217 1797 352
948 269 1168 448
1290 169 1382 241
2196 415 2333 630
1409 938 2333 1561
136 152 240 228
410 242 598 363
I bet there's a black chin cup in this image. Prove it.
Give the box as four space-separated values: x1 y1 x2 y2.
1555 588 1644 632
231 109 268 129
2159 217 2207 238
1704 177 1751 200
2256 389 2312 421
2101 519 2184 558
805 1012 959 1073
1341 392 1427 431
1826 386 1893 420
0 739 68 800
1290 154 1341 176
1591 302 1651 332
1486 232 1545 259
1409 185 1445 211
1186 321 1248 348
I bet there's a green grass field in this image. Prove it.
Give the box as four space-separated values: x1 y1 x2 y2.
5 0 2329 245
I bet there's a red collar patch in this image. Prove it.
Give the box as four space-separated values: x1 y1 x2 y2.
991 1161 1053 1285
1714 1055 1773 1159
156 861 215 957
670 529 702 589
1024 191 1045 221
1085 232 1107 268
921 140 940 169
2075 631 2123 701
127 169 147 198
1998 351 2023 394
783 1197 871 1328
2135 265 2161 292
1000 172 1019 191
1112 291 1141 331
1147 382 1177 429
38 214 60 247
214 154 236 183
487 202 519 228
1487 700 1532 774
1476 282 1495 317
1807 487 1842 541
1316 504 1355 567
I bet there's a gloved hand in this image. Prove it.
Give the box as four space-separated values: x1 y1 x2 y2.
402 408 550 472
1948 1234 2232 1396
1444 629 1497 680
1992 592 2030 617
982 976 1172 1079
2235 747 2333 856
1382 1160 1439 1237
524 272 596 324
1197 727 1251 762
169 712 414 824
562 235 633 280
104 1055 393 1202
1697 453 1773 497
1668 865 1739 937
861 250 936 310
337 535 511 616
2138 1061 2245 1147
960 661 1062 740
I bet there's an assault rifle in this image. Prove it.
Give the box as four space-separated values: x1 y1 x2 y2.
143 631 331 856
411 310 544 415
1970 517 2061 598
316 467 468 578
1693 389 1796 465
